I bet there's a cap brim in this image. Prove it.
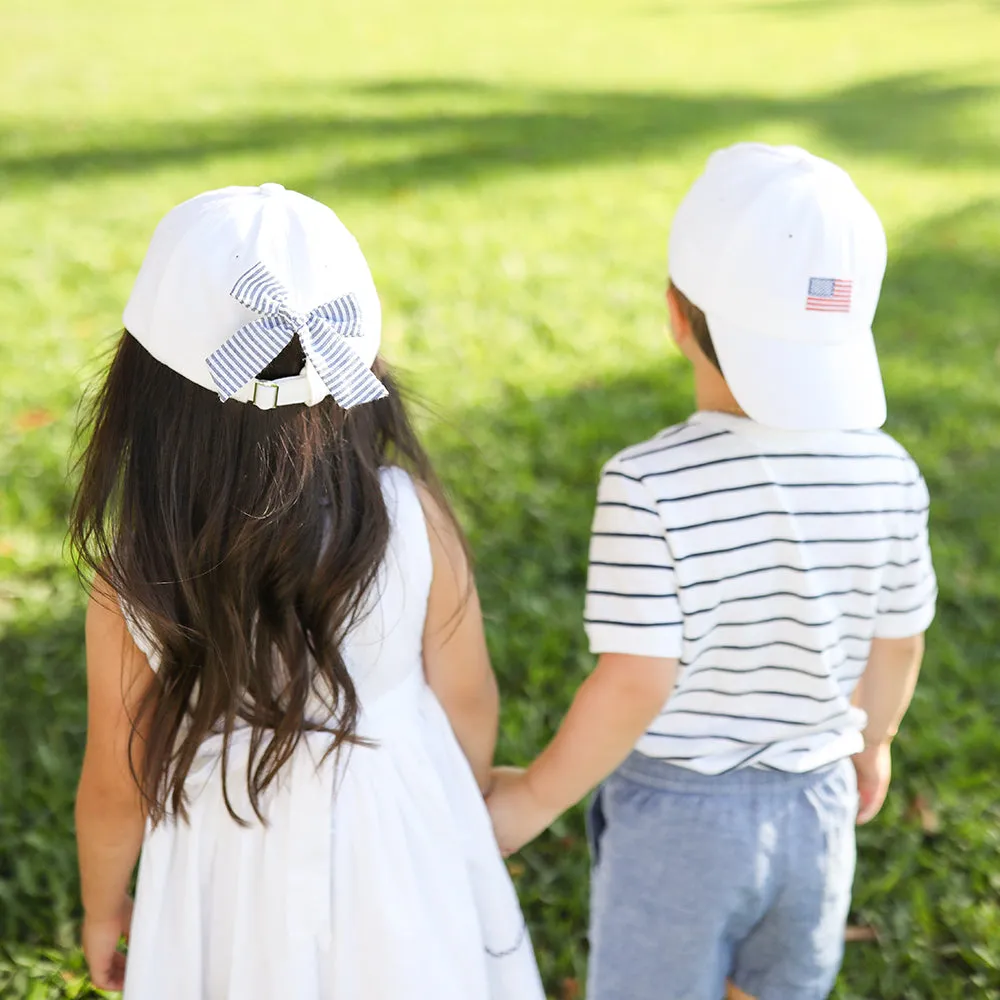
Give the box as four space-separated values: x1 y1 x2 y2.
705 315 887 431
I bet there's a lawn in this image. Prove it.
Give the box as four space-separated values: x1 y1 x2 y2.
1 0 999 996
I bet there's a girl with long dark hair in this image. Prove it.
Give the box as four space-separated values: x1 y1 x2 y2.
71 184 544 999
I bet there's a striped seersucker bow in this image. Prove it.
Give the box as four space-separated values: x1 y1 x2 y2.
206 262 387 409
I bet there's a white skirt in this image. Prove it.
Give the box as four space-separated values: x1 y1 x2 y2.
123 670 545 1000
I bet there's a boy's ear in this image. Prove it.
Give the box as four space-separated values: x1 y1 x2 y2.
666 284 691 350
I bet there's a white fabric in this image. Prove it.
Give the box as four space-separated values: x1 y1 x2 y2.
668 143 888 431
122 467 544 1000
585 412 936 776
122 183 381 406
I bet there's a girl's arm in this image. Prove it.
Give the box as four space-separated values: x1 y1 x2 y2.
76 583 157 991
418 486 499 794
488 652 677 855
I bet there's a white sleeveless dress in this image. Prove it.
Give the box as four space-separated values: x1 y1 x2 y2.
121 467 545 1000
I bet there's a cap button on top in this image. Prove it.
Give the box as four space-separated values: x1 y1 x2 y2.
259 183 285 196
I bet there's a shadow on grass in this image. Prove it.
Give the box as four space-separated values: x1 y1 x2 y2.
876 199 1000 581
1 71 997 192
0 606 86 948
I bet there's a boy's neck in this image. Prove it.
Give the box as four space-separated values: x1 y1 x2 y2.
693 359 747 419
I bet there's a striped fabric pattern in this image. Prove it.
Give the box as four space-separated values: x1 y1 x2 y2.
585 412 936 775
206 262 387 409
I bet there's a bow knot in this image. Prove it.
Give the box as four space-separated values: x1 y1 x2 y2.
206 262 387 409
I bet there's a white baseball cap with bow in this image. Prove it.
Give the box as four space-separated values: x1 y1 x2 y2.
123 183 386 410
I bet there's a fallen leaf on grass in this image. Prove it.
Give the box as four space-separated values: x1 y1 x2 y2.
561 977 581 1000
507 860 525 878
844 924 879 943
14 408 56 431
905 794 941 836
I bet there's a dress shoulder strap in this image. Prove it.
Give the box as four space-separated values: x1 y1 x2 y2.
380 465 433 592
119 599 162 672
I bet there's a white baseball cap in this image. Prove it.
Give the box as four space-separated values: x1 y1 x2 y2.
123 183 385 410
668 143 888 431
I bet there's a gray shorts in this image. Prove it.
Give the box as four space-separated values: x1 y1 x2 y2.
587 753 858 1000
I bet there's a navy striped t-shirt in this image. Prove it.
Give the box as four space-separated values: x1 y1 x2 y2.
584 411 936 775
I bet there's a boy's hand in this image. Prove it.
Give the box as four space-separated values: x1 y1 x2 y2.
853 741 892 825
486 766 559 856
82 895 132 991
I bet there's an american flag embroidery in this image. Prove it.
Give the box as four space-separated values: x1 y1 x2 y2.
806 277 852 313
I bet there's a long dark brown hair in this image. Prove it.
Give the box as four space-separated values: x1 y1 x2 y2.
71 332 460 825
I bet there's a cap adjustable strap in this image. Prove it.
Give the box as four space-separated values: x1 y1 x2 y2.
231 374 313 410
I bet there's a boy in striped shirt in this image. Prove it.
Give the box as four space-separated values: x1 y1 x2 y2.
488 144 935 1000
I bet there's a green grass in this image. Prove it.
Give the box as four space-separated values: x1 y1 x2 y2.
2 0 999 996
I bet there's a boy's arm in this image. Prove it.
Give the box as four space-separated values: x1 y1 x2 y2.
854 634 925 747
488 454 679 854
851 633 924 824
853 466 935 824
418 484 499 794
489 652 676 855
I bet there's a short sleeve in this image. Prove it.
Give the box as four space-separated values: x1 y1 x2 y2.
874 471 937 639
584 457 683 658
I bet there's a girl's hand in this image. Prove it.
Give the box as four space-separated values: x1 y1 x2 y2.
82 895 132 992
486 766 558 856
853 740 892 825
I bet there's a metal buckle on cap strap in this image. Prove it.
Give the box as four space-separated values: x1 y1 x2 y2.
251 380 281 410
241 373 314 409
